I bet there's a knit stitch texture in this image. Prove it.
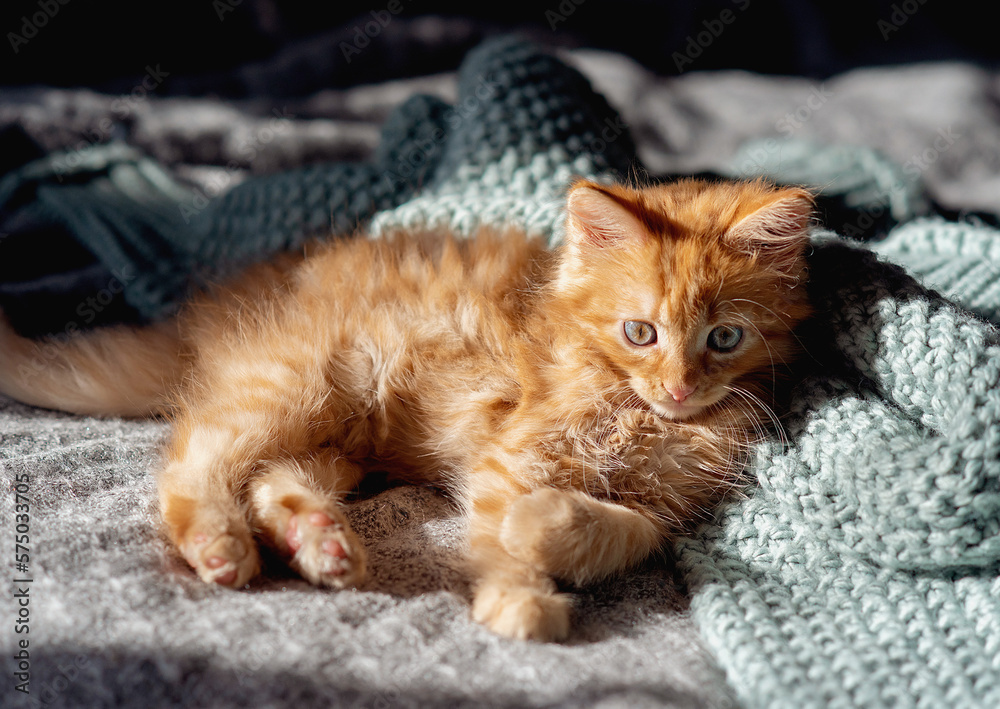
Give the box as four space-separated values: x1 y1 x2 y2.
676 224 1000 707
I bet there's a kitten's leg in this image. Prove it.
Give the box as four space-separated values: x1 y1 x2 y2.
248 454 367 588
158 373 342 588
156 283 361 588
499 488 665 587
465 468 573 642
159 428 261 588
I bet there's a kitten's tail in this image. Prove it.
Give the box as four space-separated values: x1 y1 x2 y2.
0 312 185 418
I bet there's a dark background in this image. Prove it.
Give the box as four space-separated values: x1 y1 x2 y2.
1 0 997 333
2 0 997 95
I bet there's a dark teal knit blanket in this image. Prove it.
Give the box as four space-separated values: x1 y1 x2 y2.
0 36 633 329
3 36 999 709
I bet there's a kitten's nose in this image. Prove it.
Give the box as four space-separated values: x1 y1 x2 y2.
666 384 695 403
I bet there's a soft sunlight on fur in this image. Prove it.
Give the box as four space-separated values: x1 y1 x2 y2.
0 177 814 642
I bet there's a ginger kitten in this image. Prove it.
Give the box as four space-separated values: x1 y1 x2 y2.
0 178 813 641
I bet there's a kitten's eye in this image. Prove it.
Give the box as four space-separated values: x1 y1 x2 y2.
623 320 657 346
707 325 743 352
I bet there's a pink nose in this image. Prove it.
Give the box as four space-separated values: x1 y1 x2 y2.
666 385 695 403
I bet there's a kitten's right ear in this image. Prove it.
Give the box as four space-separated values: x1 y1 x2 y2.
723 187 814 273
565 181 647 248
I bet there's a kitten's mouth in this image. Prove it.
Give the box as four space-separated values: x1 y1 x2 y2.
649 398 705 421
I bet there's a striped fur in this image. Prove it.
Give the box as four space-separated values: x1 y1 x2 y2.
0 178 813 641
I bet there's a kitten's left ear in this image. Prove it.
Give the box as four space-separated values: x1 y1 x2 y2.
723 187 814 271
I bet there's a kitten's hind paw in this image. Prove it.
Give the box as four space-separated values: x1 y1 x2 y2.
182 528 260 588
471 582 571 642
285 509 367 589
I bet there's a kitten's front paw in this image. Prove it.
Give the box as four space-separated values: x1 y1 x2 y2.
285 509 367 589
500 487 576 576
471 582 571 642
181 526 260 588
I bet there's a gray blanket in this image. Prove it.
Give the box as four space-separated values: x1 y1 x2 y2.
2 38 999 709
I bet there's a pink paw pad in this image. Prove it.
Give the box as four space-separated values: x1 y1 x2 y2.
205 556 237 585
285 511 340 553
278 507 364 588
322 539 346 561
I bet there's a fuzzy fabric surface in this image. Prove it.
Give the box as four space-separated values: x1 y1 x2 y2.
2 31 1000 709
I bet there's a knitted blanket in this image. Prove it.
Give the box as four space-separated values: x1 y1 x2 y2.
2 34 1000 709
678 221 1000 708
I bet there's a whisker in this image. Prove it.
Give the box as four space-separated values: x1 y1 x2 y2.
730 312 780 397
722 384 787 448
728 297 817 367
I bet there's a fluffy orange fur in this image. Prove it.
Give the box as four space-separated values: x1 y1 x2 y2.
0 178 814 641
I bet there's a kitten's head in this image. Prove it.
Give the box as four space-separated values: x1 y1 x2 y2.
554 177 814 421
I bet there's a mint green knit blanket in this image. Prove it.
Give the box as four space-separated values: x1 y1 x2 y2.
676 206 1000 704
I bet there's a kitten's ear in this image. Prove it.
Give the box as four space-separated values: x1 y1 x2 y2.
565 181 647 248
723 187 814 270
